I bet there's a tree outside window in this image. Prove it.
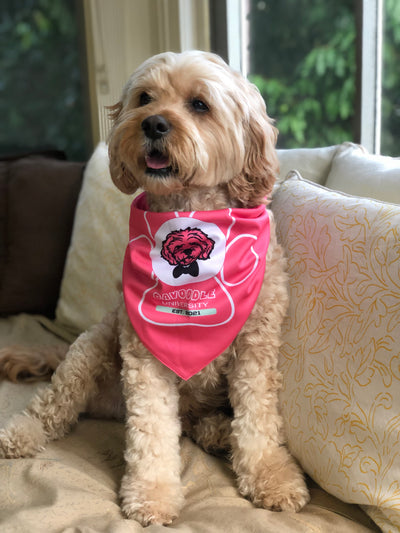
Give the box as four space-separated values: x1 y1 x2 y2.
0 0 90 160
247 0 400 156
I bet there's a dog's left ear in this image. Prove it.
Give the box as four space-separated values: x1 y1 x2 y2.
107 101 140 195
228 83 279 206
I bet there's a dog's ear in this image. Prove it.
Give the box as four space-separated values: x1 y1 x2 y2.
107 102 140 195
108 101 123 122
227 84 279 206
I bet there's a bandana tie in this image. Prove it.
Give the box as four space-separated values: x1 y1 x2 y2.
123 193 270 380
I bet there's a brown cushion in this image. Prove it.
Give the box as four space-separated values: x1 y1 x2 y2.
0 153 84 316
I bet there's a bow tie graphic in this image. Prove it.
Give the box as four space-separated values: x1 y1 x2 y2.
173 262 199 278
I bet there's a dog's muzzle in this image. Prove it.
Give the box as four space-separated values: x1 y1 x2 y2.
141 115 171 140
141 115 176 176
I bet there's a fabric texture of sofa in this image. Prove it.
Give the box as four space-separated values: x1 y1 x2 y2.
1 141 399 532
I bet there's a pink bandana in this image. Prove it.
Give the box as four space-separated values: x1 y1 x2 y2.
123 193 270 380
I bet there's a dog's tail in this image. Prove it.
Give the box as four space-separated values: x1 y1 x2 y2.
0 344 69 383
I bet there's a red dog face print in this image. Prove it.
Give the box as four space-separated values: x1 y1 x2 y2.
161 227 215 279
151 217 226 287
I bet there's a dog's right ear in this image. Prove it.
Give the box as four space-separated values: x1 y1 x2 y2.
107 102 140 195
108 101 123 122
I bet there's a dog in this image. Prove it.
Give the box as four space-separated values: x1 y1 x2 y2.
0 51 309 525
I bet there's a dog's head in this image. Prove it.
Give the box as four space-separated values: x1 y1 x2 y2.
161 227 215 267
108 51 278 206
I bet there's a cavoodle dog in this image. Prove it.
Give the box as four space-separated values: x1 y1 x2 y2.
0 51 309 525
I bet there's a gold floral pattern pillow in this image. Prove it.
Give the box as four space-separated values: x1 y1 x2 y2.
272 173 400 533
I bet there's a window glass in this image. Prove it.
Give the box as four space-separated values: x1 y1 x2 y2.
0 0 90 160
246 0 356 149
381 0 400 156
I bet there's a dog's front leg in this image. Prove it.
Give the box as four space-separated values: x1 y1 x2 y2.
228 337 309 512
119 312 184 526
0 308 120 458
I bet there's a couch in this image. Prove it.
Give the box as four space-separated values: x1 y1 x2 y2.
1 141 399 532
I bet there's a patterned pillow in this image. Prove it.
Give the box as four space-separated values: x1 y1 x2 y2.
55 143 134 335
272 173 400 533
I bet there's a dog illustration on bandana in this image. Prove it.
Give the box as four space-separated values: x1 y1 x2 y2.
161 227 215 278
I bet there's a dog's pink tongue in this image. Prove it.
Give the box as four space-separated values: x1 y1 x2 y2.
146 153 170 170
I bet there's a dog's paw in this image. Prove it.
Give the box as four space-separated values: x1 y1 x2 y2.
237 446 310 512
0 414 46 458
120 475 184 526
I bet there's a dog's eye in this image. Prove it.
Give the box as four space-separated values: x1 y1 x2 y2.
191 99 209 113
139 92 152 106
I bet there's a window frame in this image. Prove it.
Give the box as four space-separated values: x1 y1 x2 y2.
84 0 385 153
222 0 384 154
356 0 383 154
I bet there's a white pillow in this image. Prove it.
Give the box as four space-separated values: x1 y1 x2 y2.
326 142 400 204
55 143 135 335
277 145 339 184
272 173 400 533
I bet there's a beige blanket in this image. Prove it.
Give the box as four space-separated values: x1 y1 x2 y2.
0 315 379 532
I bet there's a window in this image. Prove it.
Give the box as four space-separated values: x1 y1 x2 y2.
0 0 91 160
223 0 399 155
3 1 396 157
246 0 356 150
381 0 400 155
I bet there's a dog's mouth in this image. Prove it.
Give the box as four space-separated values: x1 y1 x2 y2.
145 150 174 176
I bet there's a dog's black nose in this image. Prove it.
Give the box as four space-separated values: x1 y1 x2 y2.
141 115 171 140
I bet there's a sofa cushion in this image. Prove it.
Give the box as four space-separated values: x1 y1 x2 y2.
55 143 135 335
0 153 84 316
325 142 400 204
277 144 339 184
272 173 400 533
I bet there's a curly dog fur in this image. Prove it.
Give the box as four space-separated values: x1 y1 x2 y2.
0 51 309 525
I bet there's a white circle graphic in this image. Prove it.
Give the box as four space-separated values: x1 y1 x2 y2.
151 217 226 287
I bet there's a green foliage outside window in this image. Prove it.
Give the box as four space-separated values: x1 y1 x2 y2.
248 0 356 149
0 0 89 160
248 0 400 155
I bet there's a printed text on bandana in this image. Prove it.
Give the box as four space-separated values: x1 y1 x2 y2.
153 288 217 315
